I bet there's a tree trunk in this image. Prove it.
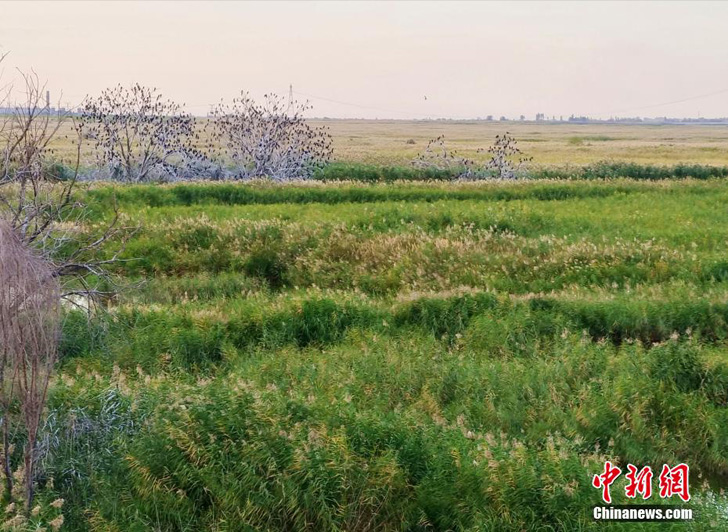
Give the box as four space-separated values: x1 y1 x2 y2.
2 416 12 501
23 437 34 511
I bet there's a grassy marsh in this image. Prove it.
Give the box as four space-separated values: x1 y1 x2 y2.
36 178 728 530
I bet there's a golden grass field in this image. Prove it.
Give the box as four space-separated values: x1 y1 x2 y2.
319 120 728 166
48 118 728 167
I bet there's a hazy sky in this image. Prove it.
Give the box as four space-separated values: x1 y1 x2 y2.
1 1 727 119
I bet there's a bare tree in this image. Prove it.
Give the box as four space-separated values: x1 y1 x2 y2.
80 84 202 182
0 71 132 307
412 133 531 180
412 135 475 178
0 221 61 509
0 71 65 185
0 51 12 144
206 92 332 180
0 58 129 512
483 132 532 180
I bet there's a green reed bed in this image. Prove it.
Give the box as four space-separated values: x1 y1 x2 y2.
39 179 728 530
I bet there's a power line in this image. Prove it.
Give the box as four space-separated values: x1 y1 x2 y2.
291 89 419 118
605 87 728 116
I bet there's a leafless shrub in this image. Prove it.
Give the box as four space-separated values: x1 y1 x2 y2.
80 84 202 182
412 135 475 178
0 71 133 307
0 71 65 185
206 92 332 180
412 133 531 180
0 221 61 509
483 132 532 179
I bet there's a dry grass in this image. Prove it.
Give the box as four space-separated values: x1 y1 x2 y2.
316 120 728 166
45 118 728 167
320 120 728 165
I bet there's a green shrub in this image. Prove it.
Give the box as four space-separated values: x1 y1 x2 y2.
243 248 288 289
394 292 498 342
461 306 569 357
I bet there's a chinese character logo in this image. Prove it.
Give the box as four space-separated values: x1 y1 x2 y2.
625 465 653 500
659 463 690 502
592 461 622 503
592 462 690 503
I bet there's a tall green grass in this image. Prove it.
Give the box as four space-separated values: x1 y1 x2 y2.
312 161 728 182
34 179 728 530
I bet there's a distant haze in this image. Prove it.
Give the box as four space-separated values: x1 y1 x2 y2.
1 1 727 119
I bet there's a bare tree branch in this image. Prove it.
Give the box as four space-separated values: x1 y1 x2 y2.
0 69 134 309
0 221 61 509
79 84 202 182
207 92 332 181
